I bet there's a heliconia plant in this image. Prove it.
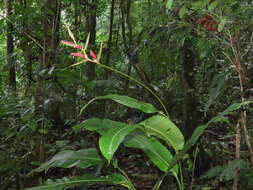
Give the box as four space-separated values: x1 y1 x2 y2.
24 31 253 190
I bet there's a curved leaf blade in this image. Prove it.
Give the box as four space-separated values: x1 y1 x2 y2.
139 115 185 151
166 0 174 10
94 94 160 113
32 148 102 173
167 99 253 171
73 118 127 135
124 132 178 175
23 173 133 190
99 124 138 162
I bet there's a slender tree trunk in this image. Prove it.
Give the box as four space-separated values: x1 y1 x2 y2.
181 39 200 139
120 0 152 89
231 32 253 189
34 0 61 163
104 0 115 79
6 0 16 90
86 0 97 81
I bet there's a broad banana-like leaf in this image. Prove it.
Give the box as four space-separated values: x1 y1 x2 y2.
32 148 102 173
124 132 178 175
139 115 184 151
99 124 138 162
87 94 160 114
23 173 134 190
73 118 127 135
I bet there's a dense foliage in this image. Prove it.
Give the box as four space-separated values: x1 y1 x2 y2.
0 0 253 189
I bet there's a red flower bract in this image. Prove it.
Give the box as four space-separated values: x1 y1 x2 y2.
62 41 75 46
90 50 97 60
71 53 87 58
74 45 83 49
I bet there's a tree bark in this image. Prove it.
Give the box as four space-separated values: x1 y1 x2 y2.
6 0 16 90
34 0 61 163
86 0 97 81
181 39 200 140
104 0 115 79
120 0 152 89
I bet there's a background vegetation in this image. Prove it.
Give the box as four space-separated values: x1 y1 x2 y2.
0 0 253 189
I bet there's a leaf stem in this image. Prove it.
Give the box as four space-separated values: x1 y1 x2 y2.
98 63 169 117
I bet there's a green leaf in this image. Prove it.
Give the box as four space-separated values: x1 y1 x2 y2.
191 0 211 10
99 124 138 162
208 0 222 11
32 149 103 173
209 100 253 124
67 26 77 44
72 118 126 135
139 115 185 151
200 158 246 182
166 0 174 10
205 73 226 112
167 125 206 171
200 165 224 179
124 132 178 175
218 16 227 32
220 158 246 181
97 43 103 61
167 100 253 171
23 173 133 190
179 5 187 18
84 33 90 51
152 173 167 190
94 94 160 113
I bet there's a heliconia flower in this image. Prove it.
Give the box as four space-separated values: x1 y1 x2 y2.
62 40 75 46
71 53 87 58
90 50 97 60
74 45 83 49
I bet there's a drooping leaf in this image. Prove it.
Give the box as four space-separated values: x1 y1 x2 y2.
167 125 207 171
200 158 246 182
166 0 174 10
219 158 246 181
168 100 253 171
205 73 226 112
124 132 178 175
139 115 184 151
218 16 227 32
208 0 222 11
32 149 103 173
179 5 187 18
152 173 167 190
208 100 253 124
191 0 211 10
23 173 133 190
200 165 225 179
72 118 127 135
93 94 160 114
99 124 138 162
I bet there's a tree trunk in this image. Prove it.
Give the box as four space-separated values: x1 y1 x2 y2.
181 39 200 140
86 0 97 81
34 0 61 163
104 0 115 79
6 0 16 90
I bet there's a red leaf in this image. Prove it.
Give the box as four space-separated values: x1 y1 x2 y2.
90 50 97 60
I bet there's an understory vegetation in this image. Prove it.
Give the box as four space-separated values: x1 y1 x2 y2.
0 0 253 190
